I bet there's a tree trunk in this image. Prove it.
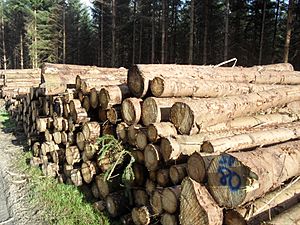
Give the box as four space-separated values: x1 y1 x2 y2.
150 76 283 98
20 33 24 69
188 0 194 64
100 2 104 66
203 0 208 64
132 0 136 64
147 122 177 143
62 3 66 64
272 0 280 63
224 179 300 225
151 0 155 63
111 0 116 67
224 0 229 61
1 0 6 70
207 140 300 208
127 64 300 98
259 0 266 65
202 124 300 153
283 0 294 63
171 86 300 134
161 0 167 63
180 177 223 225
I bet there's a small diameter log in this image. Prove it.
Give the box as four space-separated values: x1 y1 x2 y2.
106 191 130 217
72 107 89 124
98 108 108 122
207 140 300 208
99 84 131 109
180 177 223 225
82 121 101 140
76 132 86 151
265 203 300 225
202 113 298 133
42 163 59 178
63 164 73 177
136 129 148 150
81 161 97 184
127 124 146 146
121 98 143 125
202 126 300 153
160 213 178 225
89 88 99 109
187 152 215 183
150 76 282 98
69 99 81 115
162 186 181 214
116 122 128 142
132 206 151 225
83 142 98 160
224 179 300 225
44 130 53 142
142 97 194 126
67 132 76 145
82 95 90 111
61 131 68 145
132 163 147 187
171 86 300 134
147 122 177 143
120 213 134 225
131 150 145 164
169 164 187 185
30 157 43 167
157 169 172 187
150 188 164 215
144 144 163 171
95 174 122 199
65 146 81 165
133 189 149 206
52 131 62 144
70 168 83 186
93 200 106 213
32 142 41 157
41 141 59 155
81 78 126 94
36 117 48 132
145 179 156 195
107 107 122 124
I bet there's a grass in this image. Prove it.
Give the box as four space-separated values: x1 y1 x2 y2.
0 109 111 225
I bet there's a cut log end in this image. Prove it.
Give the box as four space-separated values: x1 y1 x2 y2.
207 154 251 208
169 164 187 185
151 189 163 215
121 98 142 125
127 65 147 98
160 137 179 162
160 213 178 225
132 206 151 225
223 210 247 225
162 186 181 214
187 152 206 183
99 88 110 109
180 177 223 225
170 102 194 135
150 77 164 97
144 144 161 171
142 97 161 126
136 130 148 150
201 141 214 153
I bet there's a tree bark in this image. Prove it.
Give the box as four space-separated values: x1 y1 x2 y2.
150 76 283 98
180 177 223 225
171 86 300 134
283 0 294 63
147 122 177 143
207 140 300 208
224 179 300 225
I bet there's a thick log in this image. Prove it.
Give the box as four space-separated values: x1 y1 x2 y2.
180 177 223 225
151 76 282 98
142 97 194 126
187 152 215 183
99 84 131 109
121 98 142 125
202 126 300 153
160 213 178 225
69 99 81 115
207 140 300 208
147 122 177 143
224 179 300 225
132 163 147 187
82 121 101 140
265 203 300 225
95 174 122 199
127 64 299 98
171 86 300 134
106 191 130 217
169 164 187 185
162 186 181 214
81 79 126 94
132 206 151 225
202 113 298 133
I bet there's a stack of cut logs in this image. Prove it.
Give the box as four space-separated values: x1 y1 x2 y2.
5 62 300 225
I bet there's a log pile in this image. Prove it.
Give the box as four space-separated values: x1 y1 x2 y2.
4 62 300 225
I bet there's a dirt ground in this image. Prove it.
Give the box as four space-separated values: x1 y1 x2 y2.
0 100 42 225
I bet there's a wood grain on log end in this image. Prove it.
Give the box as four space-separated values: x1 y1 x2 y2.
121 98 142 125
187 152 207 183
132 206 151 225
162 186 181 214
150 77 164 97
127 65 147 98
170 102 194 135
144 144 162 171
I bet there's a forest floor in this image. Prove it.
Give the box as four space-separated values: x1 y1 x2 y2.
0 99 43 225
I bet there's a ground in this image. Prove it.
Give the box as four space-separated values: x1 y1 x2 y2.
0 100 43 225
